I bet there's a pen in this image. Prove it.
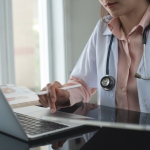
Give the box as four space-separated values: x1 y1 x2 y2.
36 84 81 95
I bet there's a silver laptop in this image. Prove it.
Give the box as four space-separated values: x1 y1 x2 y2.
0 89 82 141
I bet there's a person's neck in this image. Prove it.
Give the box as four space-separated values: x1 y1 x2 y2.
119 3 149 35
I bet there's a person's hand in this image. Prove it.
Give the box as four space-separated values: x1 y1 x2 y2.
38 81 70 113
51 139 67 149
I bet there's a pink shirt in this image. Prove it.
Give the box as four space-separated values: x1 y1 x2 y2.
64 5 150 111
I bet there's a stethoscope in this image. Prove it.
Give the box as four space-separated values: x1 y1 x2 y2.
100 24 150 91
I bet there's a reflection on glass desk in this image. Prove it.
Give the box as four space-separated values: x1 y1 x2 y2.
1 102 150 150
0 131 86 150
58 102 150 131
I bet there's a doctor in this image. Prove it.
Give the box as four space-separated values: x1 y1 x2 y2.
39 0 150 114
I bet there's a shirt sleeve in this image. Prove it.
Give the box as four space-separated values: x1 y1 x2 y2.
63 76 97 106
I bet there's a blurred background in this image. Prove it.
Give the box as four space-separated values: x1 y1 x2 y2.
0 0 101 149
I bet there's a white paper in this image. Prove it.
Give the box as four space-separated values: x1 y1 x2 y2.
1 86 39 105
0 84 15 88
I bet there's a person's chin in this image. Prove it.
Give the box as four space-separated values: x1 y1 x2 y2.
109 12 123 18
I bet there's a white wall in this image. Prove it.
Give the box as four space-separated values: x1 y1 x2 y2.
64 0 101 104
51 0 66 84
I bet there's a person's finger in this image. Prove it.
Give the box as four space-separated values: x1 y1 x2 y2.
52 142 59 149
49 81 62 103
46 84 56 113
47 82 62 113
47 92 56 113
38 95 48 107
38 87 48 106
39 99 45 107
39 96 49 107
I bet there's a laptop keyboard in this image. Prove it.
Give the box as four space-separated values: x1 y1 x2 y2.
14 112 69 136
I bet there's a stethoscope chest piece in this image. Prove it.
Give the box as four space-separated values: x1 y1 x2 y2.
100 76 115 91
100 34 115 91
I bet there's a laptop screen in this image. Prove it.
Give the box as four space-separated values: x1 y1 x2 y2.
0 89 28 141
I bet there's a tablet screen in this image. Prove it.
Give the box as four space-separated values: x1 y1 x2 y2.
45 102 150 131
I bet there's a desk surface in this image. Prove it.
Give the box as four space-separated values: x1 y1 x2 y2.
1 102 150 150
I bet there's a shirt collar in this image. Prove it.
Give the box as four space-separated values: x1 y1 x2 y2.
103 15 113 36
107 17 125 40
103 5 150 40
139 5 150 33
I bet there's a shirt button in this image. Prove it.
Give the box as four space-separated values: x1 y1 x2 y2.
128 39 130 43
122 88 126 92
110 93 114 97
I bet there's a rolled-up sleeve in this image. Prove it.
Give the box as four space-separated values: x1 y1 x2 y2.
63 77 97 106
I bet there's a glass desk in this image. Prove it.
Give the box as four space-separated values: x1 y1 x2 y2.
1 102 150 150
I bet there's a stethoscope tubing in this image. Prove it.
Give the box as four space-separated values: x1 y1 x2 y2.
101 24 150 91
106 34 114 75
143 24 150 44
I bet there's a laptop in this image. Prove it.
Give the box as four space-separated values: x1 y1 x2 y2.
0 89 84 142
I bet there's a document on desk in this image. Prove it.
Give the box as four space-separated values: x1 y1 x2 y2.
0 85 40 109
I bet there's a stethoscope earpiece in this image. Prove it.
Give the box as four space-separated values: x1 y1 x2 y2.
134 73 141 79
134 24 150 81
134 73 150 80
100 76 115 91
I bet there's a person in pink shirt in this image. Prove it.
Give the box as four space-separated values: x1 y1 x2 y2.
38 0 150 114
39 0 150 148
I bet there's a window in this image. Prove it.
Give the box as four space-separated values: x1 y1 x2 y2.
0 0 66 92
12 0 40 92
